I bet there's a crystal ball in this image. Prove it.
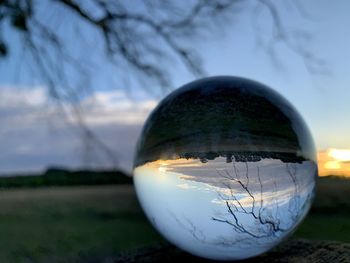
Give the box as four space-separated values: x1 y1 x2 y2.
133 76 317 260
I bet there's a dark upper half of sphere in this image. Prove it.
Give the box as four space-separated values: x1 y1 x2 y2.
134 76 317 167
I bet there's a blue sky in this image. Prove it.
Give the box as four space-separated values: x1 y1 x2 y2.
0 0 349 174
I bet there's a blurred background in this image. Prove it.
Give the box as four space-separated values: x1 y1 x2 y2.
0 0 349 262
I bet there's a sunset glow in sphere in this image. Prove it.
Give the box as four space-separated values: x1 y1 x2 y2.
133 76 317 260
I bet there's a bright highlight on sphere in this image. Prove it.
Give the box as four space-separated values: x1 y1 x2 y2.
133 76 318 260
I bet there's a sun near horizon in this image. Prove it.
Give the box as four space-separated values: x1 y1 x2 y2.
318 148 350 177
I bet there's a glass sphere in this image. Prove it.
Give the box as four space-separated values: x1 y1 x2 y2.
133 76 317 260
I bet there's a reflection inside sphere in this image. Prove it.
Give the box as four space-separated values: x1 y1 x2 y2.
133 76 317 260
134 158 316 260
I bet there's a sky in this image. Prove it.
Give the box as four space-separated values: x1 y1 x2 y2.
0 0 349 175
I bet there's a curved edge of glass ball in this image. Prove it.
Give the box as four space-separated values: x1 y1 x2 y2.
135 76 317 167
133 76 318 261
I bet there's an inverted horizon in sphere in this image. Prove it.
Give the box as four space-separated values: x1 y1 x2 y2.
135 76 316 168
134 76 317 260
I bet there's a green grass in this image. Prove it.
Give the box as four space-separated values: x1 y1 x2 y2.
294 176 350 243
295 214 350 242
0 168 132 188
0 186 162 262
0 176 348 262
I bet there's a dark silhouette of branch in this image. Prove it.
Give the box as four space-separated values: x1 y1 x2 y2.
212 161 301 240
171 211 206 243
0 0 242 166
170 159 315 248
253 0 329 75
0 0 327 167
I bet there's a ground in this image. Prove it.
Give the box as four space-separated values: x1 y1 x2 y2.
0 176 348 262
114 239 350 263
0 186 160 262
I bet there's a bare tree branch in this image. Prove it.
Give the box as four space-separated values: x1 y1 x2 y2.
0 0 327 168
253 0 329 75
212 162 303 241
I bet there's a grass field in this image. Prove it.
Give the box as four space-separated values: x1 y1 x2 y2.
0 177 348 262
0 186 162 262
295 176 350 242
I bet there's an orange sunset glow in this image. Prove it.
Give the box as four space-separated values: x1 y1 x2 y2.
318 149 350 177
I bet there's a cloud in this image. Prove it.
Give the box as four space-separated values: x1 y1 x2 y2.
0 86 156 174
0 86 47 107
81 90 157 125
